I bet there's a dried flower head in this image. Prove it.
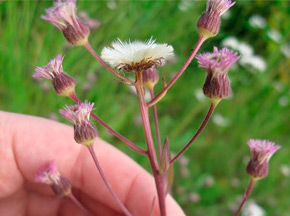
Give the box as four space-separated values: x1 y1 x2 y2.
143 68 159 89
42 0 90 46
246 139 281 180
101 38 174 72
33 55 76 97
197 0 235 39
197 47 239 100
35 161 71 196
59 102 98 146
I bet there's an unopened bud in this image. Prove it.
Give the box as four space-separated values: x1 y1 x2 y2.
60 102 98 146
196 47 239 101
33 54 76 97
197 0 235 39
197 11 220 39
42 0 90 46
143 68 159 89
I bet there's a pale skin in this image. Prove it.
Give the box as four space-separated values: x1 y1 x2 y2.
0 111 185 216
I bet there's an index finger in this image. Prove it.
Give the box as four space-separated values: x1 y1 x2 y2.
0 111 185 216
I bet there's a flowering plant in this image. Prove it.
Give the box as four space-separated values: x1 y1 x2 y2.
32 0 281 215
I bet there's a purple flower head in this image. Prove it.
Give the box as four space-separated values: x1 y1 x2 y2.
42 0 90 46
60 102 94 124
246 139 281 180
197 47 239 75
34 54 64 81
35 161 60 185
197 47 239 100
35 161 72 196
33 55 76 97
42 0 77 30
206 0 235 16
60 102 98 146
197 0 235 39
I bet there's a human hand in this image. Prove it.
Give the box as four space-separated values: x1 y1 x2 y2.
0 111 185 216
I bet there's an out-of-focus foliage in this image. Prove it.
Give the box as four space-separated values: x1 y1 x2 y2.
0 1 289 215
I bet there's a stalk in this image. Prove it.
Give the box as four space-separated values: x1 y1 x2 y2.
148 37 205 107
87 145 132 216
68 193 91 216
135 71 166 216
234 179 256 216
84 42 133 84
171 102 217 163
149 88 162 159
69 92 147 155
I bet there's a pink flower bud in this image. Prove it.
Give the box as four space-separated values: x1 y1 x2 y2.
143 68 159 89
197 0 235 39
35 161 72 196
59 102 98 146
42 0 90 46
246 139 281 180
33 55 76 97
196 47 239 100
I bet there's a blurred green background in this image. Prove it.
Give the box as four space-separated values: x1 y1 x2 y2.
1 0 290 215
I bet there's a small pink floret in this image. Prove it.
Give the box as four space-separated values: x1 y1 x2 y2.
207 0 235 16
35 161 60 185
59 102 94 124
41 0 77 30
248 139 281 162
33 54 64 80
196 47 239 74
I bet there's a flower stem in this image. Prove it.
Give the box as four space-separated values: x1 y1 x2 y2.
70 92 147 155
135 71 166 216
171 101 216 163
84 42 133 84
68 193 91 215
148 37 205 107
234 179 256 216
149 88 162 159
87 145 132 216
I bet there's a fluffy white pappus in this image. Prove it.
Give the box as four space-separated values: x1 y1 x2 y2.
101 38 174 72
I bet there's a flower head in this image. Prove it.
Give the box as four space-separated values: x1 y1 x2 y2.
33 55 76 97
246 139 281 180
197 47 239 100
59 102 98 146
35 161 71 196
143 68 159 89
197 0 235 39
101 38 174 72
42 0 90 46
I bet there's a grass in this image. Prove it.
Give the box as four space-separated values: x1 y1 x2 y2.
1 1 290 215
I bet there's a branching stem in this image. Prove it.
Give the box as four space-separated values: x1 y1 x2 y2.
70 92 147 155
135 71 166 216
84 42 134 85
148 37 205 107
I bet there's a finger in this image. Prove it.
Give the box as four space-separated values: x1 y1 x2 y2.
0 111 184 215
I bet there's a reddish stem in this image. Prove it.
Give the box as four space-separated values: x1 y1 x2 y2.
149 88 162 159
171 102 216 163
68 193 91 215
87 145 132 216
135 71 167 216
148 37 205 107
84 42 133 84
234 179 256 216
70 92 147 155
